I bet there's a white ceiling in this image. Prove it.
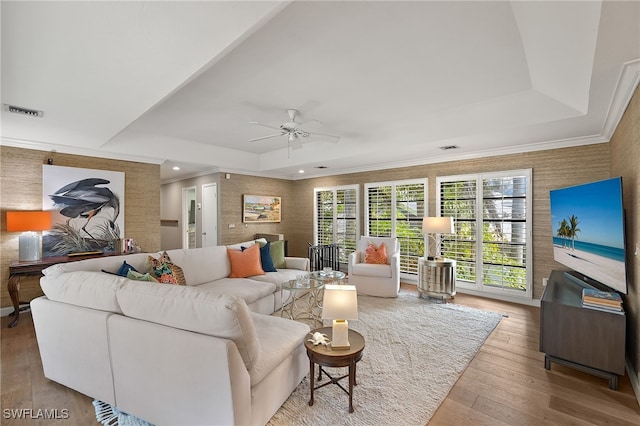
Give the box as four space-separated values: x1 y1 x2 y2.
2 1 639 182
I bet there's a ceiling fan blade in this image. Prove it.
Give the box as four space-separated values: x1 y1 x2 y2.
249 121 283 132
248 133 284 142
307 131 341 142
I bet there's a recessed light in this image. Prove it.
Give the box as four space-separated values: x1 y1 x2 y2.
172 166 180 171
298 169 305 174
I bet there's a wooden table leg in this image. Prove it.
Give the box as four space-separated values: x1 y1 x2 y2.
348 362 355 413
7 275 21 328
309 358 315 406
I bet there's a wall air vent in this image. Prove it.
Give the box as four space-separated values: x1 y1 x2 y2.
3 104 44 118
439 145 460 151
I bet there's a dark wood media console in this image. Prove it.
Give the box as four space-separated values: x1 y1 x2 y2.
540 270 626 390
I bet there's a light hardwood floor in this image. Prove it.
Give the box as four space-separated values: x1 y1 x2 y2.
2 286 639 425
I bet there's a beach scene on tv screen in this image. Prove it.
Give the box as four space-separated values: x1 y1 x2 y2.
550 178 626 292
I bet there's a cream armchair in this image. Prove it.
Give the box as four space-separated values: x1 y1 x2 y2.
348 236 400 297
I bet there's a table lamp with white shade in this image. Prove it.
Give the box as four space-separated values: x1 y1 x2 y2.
322 284 358 349
422 216 454 259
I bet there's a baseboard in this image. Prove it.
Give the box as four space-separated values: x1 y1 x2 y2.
0 304 29 317
455 288 541 307
626 357 640 407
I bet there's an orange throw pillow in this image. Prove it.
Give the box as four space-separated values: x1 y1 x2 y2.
227 244 265 278
364 241 388 264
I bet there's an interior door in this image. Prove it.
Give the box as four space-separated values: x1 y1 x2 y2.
202 183 218 247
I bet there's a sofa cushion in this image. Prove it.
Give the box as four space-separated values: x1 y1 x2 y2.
247 270 303 290
40 271 125 314
258 242 277 273
248 312 310 386
147 252 186 285
116 261 138 276
127 270 158 282
351 262 392 278
116 281 261 370
163 246 230 285
269 240 286 269
195 278 276 305
228 245 264 278
365 241 388 264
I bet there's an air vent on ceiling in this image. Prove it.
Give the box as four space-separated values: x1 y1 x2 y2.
315 165 328 169
3 104 44 118
439 145 460 151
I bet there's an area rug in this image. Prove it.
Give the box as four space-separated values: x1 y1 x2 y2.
93 400 153 426
94 289 503 426
267 289 505 426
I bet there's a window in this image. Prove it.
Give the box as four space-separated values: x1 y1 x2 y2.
314 186 359 264
365 179 427 275
437 170 532 298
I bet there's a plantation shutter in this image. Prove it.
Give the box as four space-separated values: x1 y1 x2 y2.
438 170 531 297
481 175 528 291
439 179 478 283
365 179 427 275
314 186 359 264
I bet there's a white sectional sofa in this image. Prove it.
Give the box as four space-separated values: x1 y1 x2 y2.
30 242 312 426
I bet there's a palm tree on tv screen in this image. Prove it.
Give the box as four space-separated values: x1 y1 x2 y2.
568 214 581 251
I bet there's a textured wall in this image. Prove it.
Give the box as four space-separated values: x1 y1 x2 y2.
609 83 640 387
0 147 160 308
161 173 294 247
291 143 612 300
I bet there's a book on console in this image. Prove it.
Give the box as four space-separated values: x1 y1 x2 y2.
582 288 622 306
582 301 624 313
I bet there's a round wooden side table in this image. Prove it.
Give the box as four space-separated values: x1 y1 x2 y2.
304 326 365 413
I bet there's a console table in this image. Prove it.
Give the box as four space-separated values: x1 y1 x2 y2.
540 270 625 390
7 253 118 328
417 257 456 301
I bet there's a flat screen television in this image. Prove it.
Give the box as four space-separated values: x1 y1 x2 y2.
549 177 628 294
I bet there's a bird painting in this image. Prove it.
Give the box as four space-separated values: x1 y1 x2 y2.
49 178 120 240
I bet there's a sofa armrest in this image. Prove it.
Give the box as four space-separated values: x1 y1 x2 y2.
284 256 309 272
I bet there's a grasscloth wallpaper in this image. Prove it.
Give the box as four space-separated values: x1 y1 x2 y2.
0 147 160 308
610 83 640 390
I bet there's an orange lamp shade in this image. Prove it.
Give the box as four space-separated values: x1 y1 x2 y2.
6 211 52 232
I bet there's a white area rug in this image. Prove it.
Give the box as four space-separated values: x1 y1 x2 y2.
267 289 504 426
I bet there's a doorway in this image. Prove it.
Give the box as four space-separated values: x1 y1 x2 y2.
202 183 218 247
182 186 196 249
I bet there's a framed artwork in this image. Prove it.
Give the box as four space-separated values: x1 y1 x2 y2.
42 165 125 257
243 195 281 223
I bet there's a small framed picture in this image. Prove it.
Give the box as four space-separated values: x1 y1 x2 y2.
243 195 281 223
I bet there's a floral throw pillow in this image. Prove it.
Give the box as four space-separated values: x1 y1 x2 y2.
364 242 388 264
147 252 186 285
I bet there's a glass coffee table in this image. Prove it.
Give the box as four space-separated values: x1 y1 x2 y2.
310 269 346 284
281 278 324 324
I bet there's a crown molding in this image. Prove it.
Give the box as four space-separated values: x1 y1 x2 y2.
601 59 640 139
0 137 165 165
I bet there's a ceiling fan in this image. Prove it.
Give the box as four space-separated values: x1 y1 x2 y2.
248 109 341 150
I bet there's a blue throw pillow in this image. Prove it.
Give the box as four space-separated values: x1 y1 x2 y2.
116 261 138 277
260 242 278 272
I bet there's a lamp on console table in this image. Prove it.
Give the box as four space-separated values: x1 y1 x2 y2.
6 211 52 261
422 216 454 260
